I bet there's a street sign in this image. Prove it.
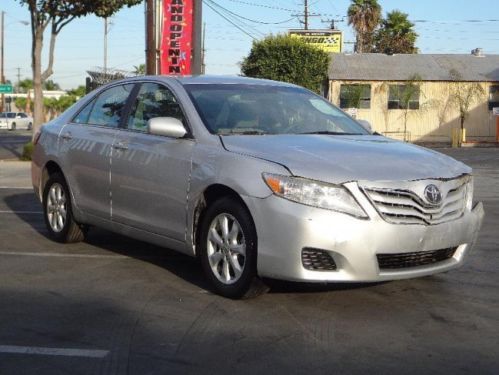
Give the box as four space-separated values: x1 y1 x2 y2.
0 85 13 93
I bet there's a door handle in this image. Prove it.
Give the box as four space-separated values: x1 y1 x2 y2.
61 132 72 140
113 141 129 151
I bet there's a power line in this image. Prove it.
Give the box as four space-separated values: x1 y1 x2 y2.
203 0 259 40
222 0 298 13
204 0 267 37
212 5 296 25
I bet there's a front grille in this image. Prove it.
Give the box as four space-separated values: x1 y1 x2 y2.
377 247 457 270
302 248 337 271
363 178 469 225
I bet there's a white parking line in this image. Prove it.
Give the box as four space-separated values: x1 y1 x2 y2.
0 210 43 214
0 251 128 259
0 187 33 189
0 345 109 358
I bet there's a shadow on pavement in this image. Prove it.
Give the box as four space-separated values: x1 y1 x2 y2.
3 191 380 296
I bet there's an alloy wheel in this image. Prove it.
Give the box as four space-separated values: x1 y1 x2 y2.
46 183 67 233
206 213 246 285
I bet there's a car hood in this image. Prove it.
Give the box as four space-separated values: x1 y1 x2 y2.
221 135 470 184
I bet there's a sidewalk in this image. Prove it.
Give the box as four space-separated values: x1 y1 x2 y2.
0 160 32 188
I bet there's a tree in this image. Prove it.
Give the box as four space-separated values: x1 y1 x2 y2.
15 97 33 113
448 69 485 143
241 34 329 93
347 0 382 53
17 0 142 135
374 10 418 54
67 85 87 98
133 63 145 75
387 74 422 141
43 79 61 91
18 78 33 93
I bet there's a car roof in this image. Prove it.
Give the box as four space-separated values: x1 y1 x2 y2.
175 75 299 87
113 75 300 88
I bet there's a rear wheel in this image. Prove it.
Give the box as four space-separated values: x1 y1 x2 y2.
28 122 32 131
43 173 85 243
200 197 268 299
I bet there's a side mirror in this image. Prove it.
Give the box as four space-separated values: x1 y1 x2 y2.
148 117 187 138
357 119 373 133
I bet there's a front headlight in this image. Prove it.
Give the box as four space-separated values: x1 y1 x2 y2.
262 173 367 218
465 177 474 211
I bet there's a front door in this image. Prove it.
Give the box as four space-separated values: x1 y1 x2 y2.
111 82 194 241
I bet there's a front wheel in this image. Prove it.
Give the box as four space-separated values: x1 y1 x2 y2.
9 123 16 131
199 197 267 299
43 173 86 243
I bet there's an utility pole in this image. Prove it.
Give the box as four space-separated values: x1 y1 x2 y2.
104 17 108 77
192 0 203 75
16 67 21 93
1 11 4 112
145 0 156 75
201 22 206 75
304 0 308 30
292 1 317 30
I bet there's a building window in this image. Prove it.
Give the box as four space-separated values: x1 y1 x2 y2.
388 84 420 110
489 85 499 110
339 84 371 109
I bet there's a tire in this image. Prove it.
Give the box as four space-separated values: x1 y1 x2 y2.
199 197 268 299
9 123 16 131
28 122 32 131
42 173 85 243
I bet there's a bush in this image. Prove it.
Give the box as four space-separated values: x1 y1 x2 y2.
21 142 34 161
241 34 330 93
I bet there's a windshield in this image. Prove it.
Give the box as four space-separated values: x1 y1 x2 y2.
184 84 368 136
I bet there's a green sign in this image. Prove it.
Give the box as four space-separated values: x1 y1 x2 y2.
0 85 13 93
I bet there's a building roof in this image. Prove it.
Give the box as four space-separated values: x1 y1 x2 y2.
329 53 499 82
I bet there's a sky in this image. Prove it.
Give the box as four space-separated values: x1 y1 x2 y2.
1 0 498 90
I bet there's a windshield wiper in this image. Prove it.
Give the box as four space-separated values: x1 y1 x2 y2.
298 131 363 135
220 129 268 136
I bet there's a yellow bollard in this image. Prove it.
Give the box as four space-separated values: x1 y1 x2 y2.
451 128 458 148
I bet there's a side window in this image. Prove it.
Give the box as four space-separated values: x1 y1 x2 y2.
18 113 27 118
127 82 186 132
72 99 95 124
87 84 134 127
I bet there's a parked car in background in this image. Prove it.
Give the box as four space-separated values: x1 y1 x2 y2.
31 76 484 299
0 112 33 130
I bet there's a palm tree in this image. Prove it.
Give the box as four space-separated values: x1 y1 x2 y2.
43 80 61 91
133 63 145 75
18 78 33 94
374 10 418 54
347 0 382 53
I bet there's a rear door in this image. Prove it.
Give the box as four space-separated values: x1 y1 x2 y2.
111 82 194 241
59 83 135 220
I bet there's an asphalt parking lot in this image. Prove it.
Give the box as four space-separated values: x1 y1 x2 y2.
0 148 498 374
0 130 32 160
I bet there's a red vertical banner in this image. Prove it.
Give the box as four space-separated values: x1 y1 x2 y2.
160 0 193 75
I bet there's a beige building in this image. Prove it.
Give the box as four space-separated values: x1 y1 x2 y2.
327 51 499 143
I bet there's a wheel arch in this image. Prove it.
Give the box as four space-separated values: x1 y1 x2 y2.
192 183 256 257
41 160 65 196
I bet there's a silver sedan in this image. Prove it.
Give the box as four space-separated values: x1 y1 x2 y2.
31 76 484 298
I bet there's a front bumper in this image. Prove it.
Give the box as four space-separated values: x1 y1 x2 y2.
242 191 484 282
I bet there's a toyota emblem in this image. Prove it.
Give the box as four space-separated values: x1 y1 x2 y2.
424 184 442 205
